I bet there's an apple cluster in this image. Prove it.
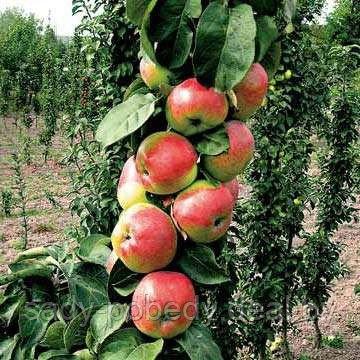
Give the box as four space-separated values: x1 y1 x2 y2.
110 57 268 339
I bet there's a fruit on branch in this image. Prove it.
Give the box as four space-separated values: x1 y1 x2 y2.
136 132 198 195
131 271 196 339
173 180 234 243
117 156 149 209
140 57 172 90
233 63 268 120
203 121 255 182
224 178 240 205
166 78 229 136
111 203 177 273
284 69 292 79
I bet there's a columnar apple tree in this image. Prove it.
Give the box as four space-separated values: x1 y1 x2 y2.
94 0 290 358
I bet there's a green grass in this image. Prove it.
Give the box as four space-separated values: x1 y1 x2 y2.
322 334 344 349
298 355 311 360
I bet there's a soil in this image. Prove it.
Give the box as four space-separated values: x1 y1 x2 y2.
1 116 359 359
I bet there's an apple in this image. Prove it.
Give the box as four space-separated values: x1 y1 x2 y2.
136 131 198 195
111 203 177 273
140 57 172 90
233 63 268 120
203 121 255 182
117 155 149 209
284 69 292 79
166 78 228 136
173 180 234 243
224 178 240 204
131 271 196 339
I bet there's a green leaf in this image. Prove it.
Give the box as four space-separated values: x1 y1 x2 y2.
41 321 66 349
123 78 149 101
76 234 111 266
0 335 20 360
241 0 278 15
19 303 55 351
255 16 279 62
194 127 229 156
90 304 129 353
151 0 202 69
126 339 164 360
126 0 152 25
140 0 159 64
177 244 230 284
354 283 360 295
261 41 281 79
38 350 79 360
176 323 223 360
108 260 141 301
99 328 144 359
67 263 109 309
0 292 26 326
284 0 297 23
64 306 101 351
96 93 157 148
193 3 256 91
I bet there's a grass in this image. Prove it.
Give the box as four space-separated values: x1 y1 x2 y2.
322 334 345 349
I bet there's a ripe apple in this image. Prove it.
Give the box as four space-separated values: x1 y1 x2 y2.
224 178 240 205
166 78 228 136
203 121 255 182
136 131 198 195
111 203 177 273
233 63 268 120
117 156 149 209
131 271 196 339
140 57 172 90
173 180 234 243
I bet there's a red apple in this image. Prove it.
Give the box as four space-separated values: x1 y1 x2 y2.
233 63 268 120
111 203 177 273
140 57 172 90
224 178 240 204
173 180 234 243
203 121 255 182
131 271 196 339
136 132 198 195
166 78 228 136
117 156 149 209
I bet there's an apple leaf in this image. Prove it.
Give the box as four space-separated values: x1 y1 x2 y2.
194 126 229 156
177 244 230 284
126 0 152 26
123 78 149 101
96 93 157 148
255 16 279 62
0 335 20 360
90 304 129 353
284 0 297 23
76 234 111 266
176 323 223 360
38 350 77 360
240 0 279 15
126 339 164 360
41 321 66 349
261 41 282 80
150 0 202 69
193 2 256 91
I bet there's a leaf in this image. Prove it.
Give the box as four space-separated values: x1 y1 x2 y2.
108 260 141 301
261 41 281 79
193 3 256 91
90 304 129 353
76 234 111 266
242 0 278 15
98 328 144 359
41 321 66 349
67 262 109 309
96 93 157 148
123 78 149 101
140 0 159 64
150 0 202 69
176 323 223 360
194 127 229 156
0 335 20 360
0 292 26 327
19 303 55 351
255 16 279 62
64 306 101 351
8 258 54 280
284 0 297 23
126 0 152 25
38 350 79 360
126 339 164 360
177 244 230 284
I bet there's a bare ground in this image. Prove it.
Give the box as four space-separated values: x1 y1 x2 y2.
0 116 359 359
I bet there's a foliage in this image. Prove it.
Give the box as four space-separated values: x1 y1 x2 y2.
1 189 14 217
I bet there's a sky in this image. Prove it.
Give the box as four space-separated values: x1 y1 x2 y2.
0 0 337 36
